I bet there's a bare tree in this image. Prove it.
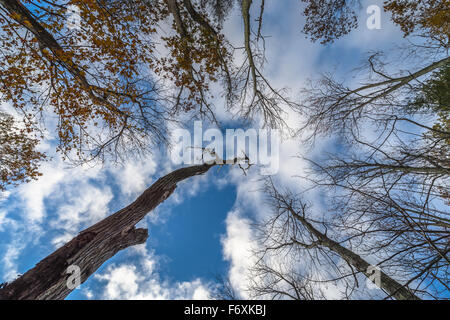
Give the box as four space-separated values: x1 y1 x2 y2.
300 55 450 142
235 0 299 129
302 147 449 299
211 273 239 300
300 0 361 44
160 0 298 129
0 162 214 299
248 257 323 300
0 149 255 300
294 54 450 299
250 178 421 300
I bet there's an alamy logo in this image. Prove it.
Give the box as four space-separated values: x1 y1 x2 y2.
66 5 81 31
366 265 382 290
366 5 381 30
171 121 280 175
66 264 81 290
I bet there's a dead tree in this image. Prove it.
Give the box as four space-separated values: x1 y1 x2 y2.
304 156 450 299
295 52 449 299
0 162 218 300
250 179 421 300
163 0 297 129
237 0 298 129
248 257 322 300
300 55 450 142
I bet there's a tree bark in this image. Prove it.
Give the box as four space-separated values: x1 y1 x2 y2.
165 0 187 37
0 163 215 300
290 209 421 300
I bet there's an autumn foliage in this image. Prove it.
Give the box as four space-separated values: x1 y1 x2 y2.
301 0 450 44
0 0 448 191
0 112 45 191
0 0 232 164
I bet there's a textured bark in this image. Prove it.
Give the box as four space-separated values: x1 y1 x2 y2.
0 163 214 300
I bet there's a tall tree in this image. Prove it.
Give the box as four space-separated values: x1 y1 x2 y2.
0 162 203 299
295 42 449 299
0 149 250 299
0 0 291 190
300 0 360 44
249 179 421 300
0 0 167 163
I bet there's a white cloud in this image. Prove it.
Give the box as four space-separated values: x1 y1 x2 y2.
111 156 157 197
0 210 17 233
2 240 25 281
96 265 140 300
92 245 213 300
342 0 405 49
50 184 113 247
18 162 65 223
221 210 257 299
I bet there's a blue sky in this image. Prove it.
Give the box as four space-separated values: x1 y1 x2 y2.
66 168 238 299
0 0 430 300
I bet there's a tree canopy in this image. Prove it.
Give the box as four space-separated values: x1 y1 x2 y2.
0 0 448 301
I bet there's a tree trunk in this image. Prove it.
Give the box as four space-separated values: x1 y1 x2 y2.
291 210 421 300
0 163 215 300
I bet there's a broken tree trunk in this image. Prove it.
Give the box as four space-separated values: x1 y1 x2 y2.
0 163 215 300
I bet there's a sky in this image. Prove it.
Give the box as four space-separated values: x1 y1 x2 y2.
0 0 420 300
